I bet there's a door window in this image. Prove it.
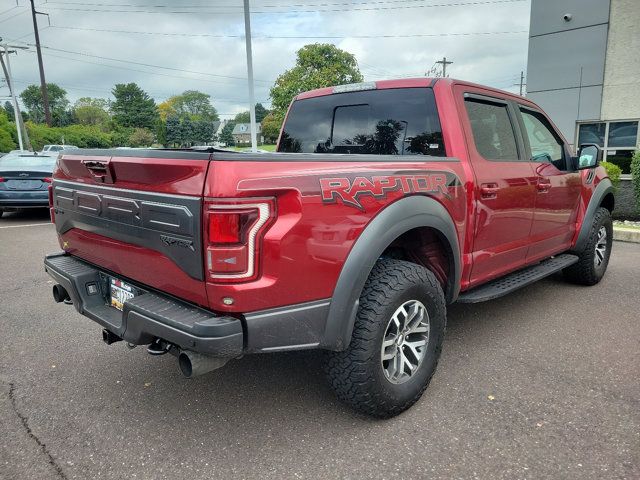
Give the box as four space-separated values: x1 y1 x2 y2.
520 108 565 170
464 98 519 161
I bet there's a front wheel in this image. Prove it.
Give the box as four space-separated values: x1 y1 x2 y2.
563 207 613 285
324 258 446 418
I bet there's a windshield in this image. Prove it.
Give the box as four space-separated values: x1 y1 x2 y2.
279 87 445 156
0 152 57 169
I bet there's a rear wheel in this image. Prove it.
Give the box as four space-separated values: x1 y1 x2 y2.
324 258 446 418
563 207 613 285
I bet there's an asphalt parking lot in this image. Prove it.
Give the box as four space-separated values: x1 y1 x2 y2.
0 210 638 480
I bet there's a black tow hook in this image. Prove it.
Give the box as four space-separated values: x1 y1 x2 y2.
102 329 122 345
147 339 172 356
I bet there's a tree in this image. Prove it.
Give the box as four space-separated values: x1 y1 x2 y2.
219 121 236 146
111 83 158 129
180 117 195 147
173 90 218 122
261 112 282 144
166 116 181 147
234 111 250 123
159 90 218 123
3 101 14 122
255 103 269 123
19 83 70 126
128 127 155 147
158 97 178 121
73 97 110 126
233 103 270 124
193 120 215 144
269 44 363 116
0 110 17 152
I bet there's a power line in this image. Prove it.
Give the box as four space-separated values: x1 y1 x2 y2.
0 5 20 17
23 49 268 86
43 0 452 8
39 0 526 15
0 8 29 24
46 25 528 39
28 44 274 83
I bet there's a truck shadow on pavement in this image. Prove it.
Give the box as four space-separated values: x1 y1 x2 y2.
0 209 51 224
96 273 571 424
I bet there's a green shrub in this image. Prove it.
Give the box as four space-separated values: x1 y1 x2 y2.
602 161 622 191
631 150 640 211
26 122 115 150
0 110 18 152
128 128 155 147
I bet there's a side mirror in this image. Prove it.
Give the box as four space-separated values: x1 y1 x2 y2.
575 143 603 170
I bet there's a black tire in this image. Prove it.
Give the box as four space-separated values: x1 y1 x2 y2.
563 207 613 285
324 258 446 418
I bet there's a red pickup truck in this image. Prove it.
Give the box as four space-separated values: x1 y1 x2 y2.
44 78 614 417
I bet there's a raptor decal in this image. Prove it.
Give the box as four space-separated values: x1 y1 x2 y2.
320 173 458 210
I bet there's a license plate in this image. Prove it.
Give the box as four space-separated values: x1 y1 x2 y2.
110 278 135 311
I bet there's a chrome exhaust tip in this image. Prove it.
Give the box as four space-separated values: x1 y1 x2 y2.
178 351 228 378
52 284 70 303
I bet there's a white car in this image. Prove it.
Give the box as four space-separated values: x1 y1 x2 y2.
41 145 78 154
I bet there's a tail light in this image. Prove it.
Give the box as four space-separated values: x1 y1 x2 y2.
0 177 5 182
204 199 274 282
48 184 55 224
42 177 52 183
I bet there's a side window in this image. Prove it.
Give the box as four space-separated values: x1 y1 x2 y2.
519 108 565 169
464 98 519 161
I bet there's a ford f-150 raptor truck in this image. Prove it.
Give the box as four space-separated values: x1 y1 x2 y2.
44 78 614 417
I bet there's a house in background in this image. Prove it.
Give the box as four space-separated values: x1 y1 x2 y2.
526 0 639 174
232 123 263 145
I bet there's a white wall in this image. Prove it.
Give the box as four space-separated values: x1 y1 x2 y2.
601 0 640 127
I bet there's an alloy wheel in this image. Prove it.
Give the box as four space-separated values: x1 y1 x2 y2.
380 300 430 384
594 226 608 268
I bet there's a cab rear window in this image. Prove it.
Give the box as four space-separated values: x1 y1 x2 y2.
278 87 445 156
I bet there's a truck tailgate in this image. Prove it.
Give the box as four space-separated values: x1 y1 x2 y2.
51 151 212 306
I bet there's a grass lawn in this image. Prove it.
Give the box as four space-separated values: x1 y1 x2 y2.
232 144 277 152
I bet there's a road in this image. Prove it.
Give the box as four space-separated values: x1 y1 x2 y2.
1 210 638 480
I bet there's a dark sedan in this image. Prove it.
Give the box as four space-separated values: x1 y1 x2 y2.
0 151 57 217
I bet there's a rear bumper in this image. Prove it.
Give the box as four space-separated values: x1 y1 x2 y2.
0 190 49 208
44 253 243 357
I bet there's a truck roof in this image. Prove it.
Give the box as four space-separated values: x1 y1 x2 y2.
295 77 531 105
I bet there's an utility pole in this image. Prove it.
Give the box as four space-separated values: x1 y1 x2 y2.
435 56 453 77
0 42 29 151
243 0 258 153
29 0 51 126
514 70 526 96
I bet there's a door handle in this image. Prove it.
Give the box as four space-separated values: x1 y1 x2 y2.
82 160 114 184
536 179 551 193
480 183 499 199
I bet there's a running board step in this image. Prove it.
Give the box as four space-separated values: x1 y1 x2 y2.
457 254 580 303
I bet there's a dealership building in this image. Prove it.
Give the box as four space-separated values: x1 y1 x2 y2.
526 0 639 174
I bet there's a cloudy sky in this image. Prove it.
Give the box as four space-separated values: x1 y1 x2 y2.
0 0 531 119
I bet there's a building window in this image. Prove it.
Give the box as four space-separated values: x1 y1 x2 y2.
578 123 606 147
577 120 638 173
608 121 638 148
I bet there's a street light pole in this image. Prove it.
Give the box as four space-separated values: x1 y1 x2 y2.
243 0 258 153
0 45 24 151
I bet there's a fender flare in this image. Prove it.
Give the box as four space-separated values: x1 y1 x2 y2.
573 178 614 252
322 195 461 351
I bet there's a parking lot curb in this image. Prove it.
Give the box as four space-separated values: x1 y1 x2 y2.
613 227 640 243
